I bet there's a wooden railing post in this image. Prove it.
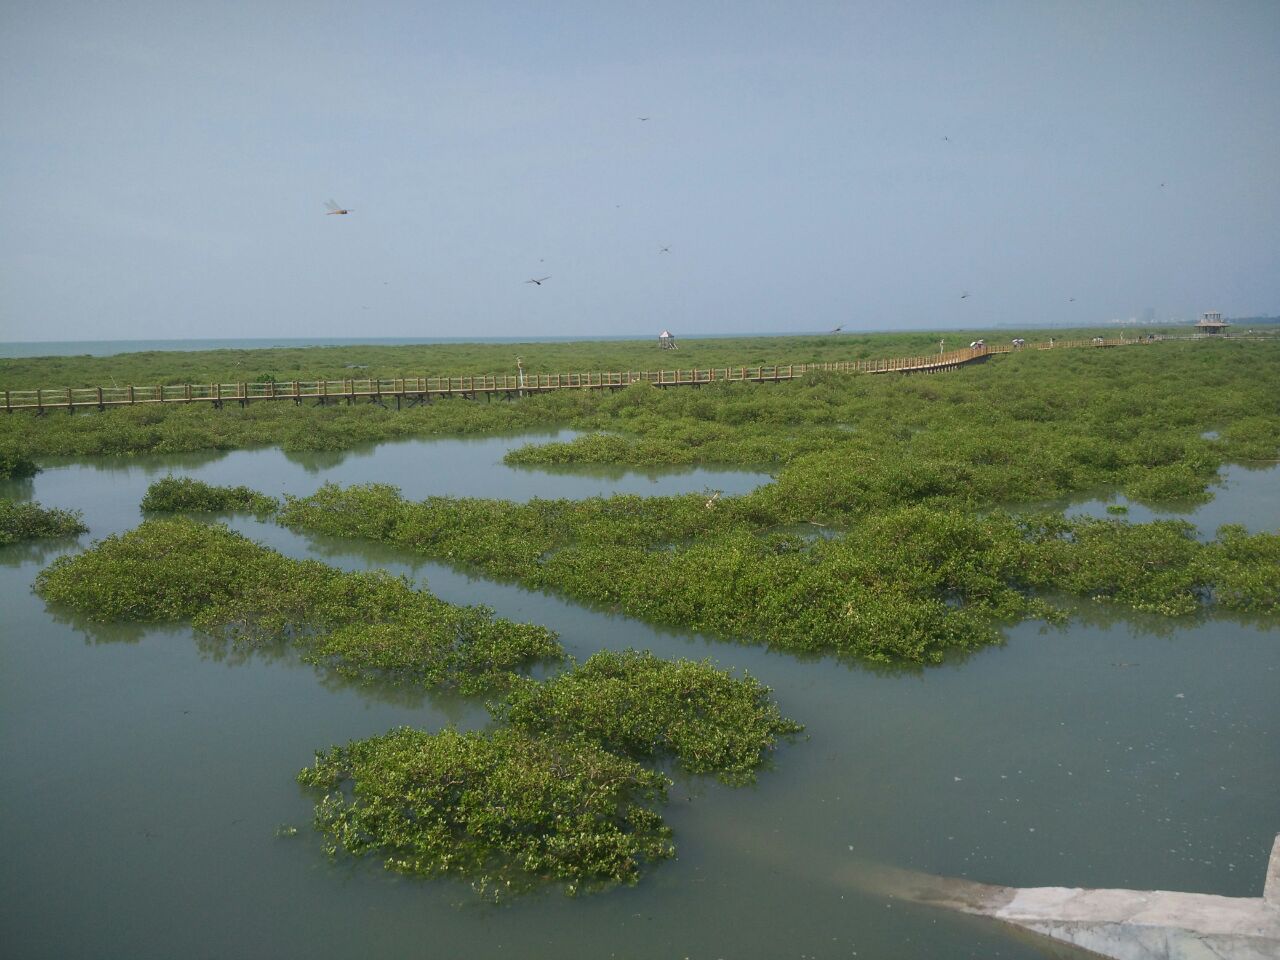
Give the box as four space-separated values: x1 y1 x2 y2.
6 336 1174 413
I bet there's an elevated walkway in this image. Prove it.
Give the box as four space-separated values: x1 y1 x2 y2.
2 336 1148 413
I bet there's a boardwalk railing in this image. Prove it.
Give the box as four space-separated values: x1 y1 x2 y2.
1 336 1155 413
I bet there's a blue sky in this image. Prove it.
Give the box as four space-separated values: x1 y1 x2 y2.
2 1 1278 341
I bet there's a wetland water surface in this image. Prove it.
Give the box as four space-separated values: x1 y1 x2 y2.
2 435 1277 959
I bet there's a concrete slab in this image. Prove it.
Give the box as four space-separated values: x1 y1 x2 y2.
866 834 1280 960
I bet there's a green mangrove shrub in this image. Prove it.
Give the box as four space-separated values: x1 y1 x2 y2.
35 518 563 692
279 484 1280 660
282 488 1042 662
4 339 1276 494
140 476 279 515
297 726 674 896
491 650 803 783
279 483 743 578
1016 515 1204 615
1202 524 1280 612
0 444 39 479
0 498 87 545
1122 463 1216 503
1217 416 1280 462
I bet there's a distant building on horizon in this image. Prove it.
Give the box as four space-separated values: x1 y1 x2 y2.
1194 311 1228 335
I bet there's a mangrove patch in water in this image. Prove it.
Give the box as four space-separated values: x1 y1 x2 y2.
280 486 1280 661
297 726 674 896
141 476 279 516
0 444 40 479
0 497 87 545
34 518 563 693
490 650 803 784
297 652 802 894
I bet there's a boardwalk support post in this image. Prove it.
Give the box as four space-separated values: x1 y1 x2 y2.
0 338 1155 413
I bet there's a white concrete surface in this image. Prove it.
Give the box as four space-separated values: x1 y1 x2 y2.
868 833 1280 960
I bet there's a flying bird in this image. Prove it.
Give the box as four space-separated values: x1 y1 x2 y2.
638 117 650 121
525 276 551 285
830 325 843 334
1068 297 1076 302
659 246 671 253
324 200 352 215
960 291 969 299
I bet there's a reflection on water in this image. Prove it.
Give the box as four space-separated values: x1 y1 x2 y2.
0 535 86 569
281 446 350 473
0 437 1277 960
282 431 774 501
1017 461 1280 540
40 605 153 647
1 476 36 500
35 448 237 477
18 431 771 506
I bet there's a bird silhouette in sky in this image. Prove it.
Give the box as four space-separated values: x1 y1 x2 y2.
960 291 969 299
942 135 950 142
1069 297 1076 302
324 200 352 215
525 276 551 285
638 117 650 121
830 325 843 333
659 245 670 253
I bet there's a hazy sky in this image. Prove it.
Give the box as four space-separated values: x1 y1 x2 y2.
2 1 1278 341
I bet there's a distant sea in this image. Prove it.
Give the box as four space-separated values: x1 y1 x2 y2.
0 333 791 359
5 318 1226 359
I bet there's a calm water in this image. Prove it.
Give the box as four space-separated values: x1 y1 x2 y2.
2 438 1277 960
16 431 770 507
1030 462 1280 541
0 332 797 359
0 325 1051 358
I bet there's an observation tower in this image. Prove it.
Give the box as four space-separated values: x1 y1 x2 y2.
1195 311 1228 335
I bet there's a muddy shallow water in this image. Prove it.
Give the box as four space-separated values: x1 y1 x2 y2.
2 437 1276 960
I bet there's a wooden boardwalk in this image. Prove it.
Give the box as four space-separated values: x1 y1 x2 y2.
2 336 1147 414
